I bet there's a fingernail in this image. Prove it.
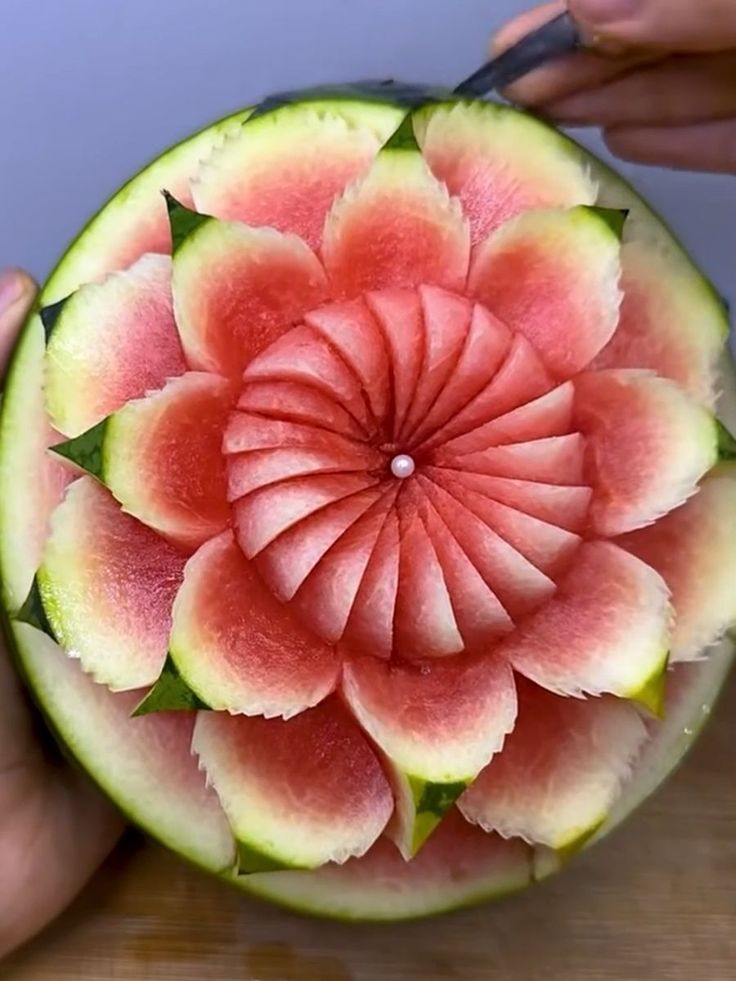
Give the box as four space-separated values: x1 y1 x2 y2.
572 0 640 23
0 270 27 312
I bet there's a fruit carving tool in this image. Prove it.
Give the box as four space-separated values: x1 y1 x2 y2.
454 10 582 97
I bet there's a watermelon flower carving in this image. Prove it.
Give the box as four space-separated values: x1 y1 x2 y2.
9 94 736 896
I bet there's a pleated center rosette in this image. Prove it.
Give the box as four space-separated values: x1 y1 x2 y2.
35 97 734 872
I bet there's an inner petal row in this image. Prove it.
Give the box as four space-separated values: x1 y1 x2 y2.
225 286 592 661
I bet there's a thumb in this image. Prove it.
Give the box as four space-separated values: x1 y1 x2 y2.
570 0 736 51
0 269 37 377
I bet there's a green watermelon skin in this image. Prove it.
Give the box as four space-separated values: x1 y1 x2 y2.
1 81 734 921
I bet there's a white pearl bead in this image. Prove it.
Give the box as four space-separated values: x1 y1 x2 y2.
390 454 416 479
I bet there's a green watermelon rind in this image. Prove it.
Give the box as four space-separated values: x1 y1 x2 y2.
42 106 254 305
4 618 237 875
8 613 732 921
0 84 734 921
0 106 252 613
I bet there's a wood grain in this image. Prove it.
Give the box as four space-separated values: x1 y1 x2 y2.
4 673 735 981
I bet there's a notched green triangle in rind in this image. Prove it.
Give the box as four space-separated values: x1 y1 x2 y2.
16 578 55 639
131 654 209 716
50 419 108 479
163 191 212 254
383 112 420 152
39 297 68 341
554 818 606 864
629 656 668 719
716 419 736 461
588 206 629 239
406 775 469 856
533 820 606 881
236 840 302 875
414 777 468 816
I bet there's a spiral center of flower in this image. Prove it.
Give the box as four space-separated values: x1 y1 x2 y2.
226 286 592 662
390 454 415 479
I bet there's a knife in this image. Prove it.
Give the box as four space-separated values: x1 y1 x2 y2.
454 10 582 98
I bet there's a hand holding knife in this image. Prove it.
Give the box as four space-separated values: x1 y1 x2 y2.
454 10 582 98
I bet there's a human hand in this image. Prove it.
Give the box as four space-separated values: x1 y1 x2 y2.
0 269 124 959
493 0 736 173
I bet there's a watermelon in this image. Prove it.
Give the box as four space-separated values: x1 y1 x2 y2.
1 83 734 922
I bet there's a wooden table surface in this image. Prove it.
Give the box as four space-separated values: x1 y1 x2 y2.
5 674 735 981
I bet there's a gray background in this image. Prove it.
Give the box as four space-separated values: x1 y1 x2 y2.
1 0 733 305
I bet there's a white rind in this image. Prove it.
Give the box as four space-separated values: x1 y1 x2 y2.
42 110 252 304
458 693 648 849
12 621 236 873
342 656 517 784
0 317 70 611
192 709 392 870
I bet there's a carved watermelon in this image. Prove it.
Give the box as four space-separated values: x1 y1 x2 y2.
2 84 735 921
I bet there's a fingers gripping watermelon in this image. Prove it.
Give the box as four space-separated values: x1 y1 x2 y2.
1 85 734 921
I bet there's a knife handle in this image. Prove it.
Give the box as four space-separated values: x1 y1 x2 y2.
454 11 582 98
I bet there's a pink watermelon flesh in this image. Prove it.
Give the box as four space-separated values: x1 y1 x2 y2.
224 411 382 498
233 472 380 558
500 541 669 701
340 508 401 660
417 475 556 620
468 206 622 381
344 648 518 860
365 288 426 439
192 696 393 869
168 531 339 718
39 478 187 690
241 323 371 430
224 412 370 457
172 220 328 382
342 652 517 788
255 485 390 602
214 278 601 663
398 287 471 442
191 105 395 252
393 492 464 659
237 380 366 440
419 334 553 453
45 254 186 438
574 369 716 536
409 303 511 446
103 372 235 550
438 382 575 456
439 434 586 485
427 468 593 533
321 150 470 298
459 676 649 848
227 446 375 498
415 101 597 244
414 491 514 647
422 471 581 579
592 241 722 407
617 468 736 662
304 298 390 424
290 489 399 644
